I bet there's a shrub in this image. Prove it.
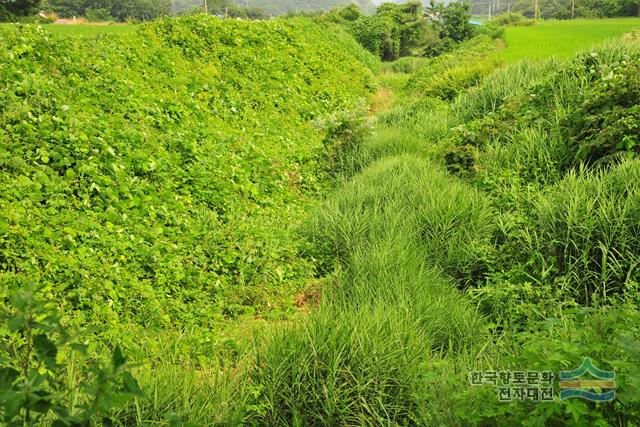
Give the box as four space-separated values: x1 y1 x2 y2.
408 35 500 100
441 2 474 43
85 7 114 22
12 13 56 24
491 12 535 26
314 102 373 178
0 284 141 425
476 21 505 39
422 31 453 57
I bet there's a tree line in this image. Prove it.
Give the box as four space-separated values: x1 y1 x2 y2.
0 0 270 21
316 1 479 60
470 0 640 18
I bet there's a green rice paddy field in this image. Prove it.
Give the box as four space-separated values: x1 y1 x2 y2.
495 17 640 62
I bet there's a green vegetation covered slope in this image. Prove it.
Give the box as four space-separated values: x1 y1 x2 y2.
0 17 375 352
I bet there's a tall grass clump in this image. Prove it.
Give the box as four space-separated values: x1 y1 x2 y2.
250 252 490 425
114 360 249 425
307 156 495 286
476 126 570 195
444 38 640 183
477 161 640 325
252 305 433 426
529 160 640 303
452 59 557 121
407 35 501 99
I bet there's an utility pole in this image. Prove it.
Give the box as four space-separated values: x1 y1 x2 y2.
171 0 175 16
204 0 208 14
571 0 575 19
507 0 511 12
488 0 492 19
534 0 539 20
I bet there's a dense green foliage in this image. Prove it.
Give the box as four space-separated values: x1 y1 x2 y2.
491 11 535 26
345 1 476 60
1 285 141 426
0 15 374 366
446 40 640 303
1 0 41 16
43 0 170 21
0 0 42 21
169 0 268 19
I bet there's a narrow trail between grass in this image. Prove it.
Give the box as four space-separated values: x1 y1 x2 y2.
250 66 498 425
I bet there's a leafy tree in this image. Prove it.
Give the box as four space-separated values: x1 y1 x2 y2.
380 1 433 56
350 1 434 60
44 0 171 20
620 0 640 15
0 0 42 16
351 14 400 60
440 2 473 43
339 3 361 21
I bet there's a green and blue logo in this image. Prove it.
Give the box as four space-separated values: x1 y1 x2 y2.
559 358 615 402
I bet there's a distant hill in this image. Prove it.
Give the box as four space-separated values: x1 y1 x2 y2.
370 0 454 6
174 0 376 16
245 0 454 16
246 0 375 15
